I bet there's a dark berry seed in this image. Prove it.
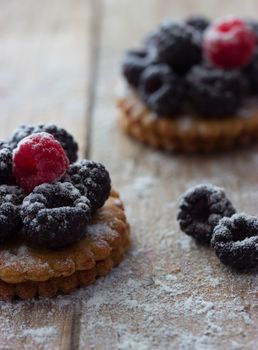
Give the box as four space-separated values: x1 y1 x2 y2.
0 185 25 243
62 160 111 213
9 124 78 163
186 65 249 117
139 64 186 116
146 20 202 74
177 184 236 244
21 182 91 249
211 213 258 269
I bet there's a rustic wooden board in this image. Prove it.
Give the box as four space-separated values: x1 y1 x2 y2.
0 0 94 349
78 0 258 349
1 0 258 349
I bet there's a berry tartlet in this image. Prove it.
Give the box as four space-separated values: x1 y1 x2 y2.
0 124 129 300
118 16 258 152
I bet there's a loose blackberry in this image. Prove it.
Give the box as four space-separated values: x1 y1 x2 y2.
146 21 202 74
211 213 258 269
186 65 249 117
177 184 236 244
0 185 25 243
245 48 258 93
122 49 154 88
0 142 14 185
9 124 78 163
62 160 111 213
185 15 210 32
21 182 91 249
139 64 186 115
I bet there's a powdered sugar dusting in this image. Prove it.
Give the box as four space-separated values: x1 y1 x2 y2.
1 154 258 349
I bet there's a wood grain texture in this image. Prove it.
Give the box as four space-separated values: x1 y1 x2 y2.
0 0 91 157
0 0 93 349
78 0 258 349
1 1 258 349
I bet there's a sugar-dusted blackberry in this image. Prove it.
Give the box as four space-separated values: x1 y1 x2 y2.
185 15 211 32
211 213 258 269
9 124 78 163
139 64 186 115
0 185 25 243
177 184 236 244
146 20 202 74
245 48 258 93
21 182 91 249
122 49 154 88
186 65 249 117
63 160 111 213
0 142 14 185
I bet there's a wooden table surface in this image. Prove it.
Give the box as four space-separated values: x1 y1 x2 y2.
1 0 258 349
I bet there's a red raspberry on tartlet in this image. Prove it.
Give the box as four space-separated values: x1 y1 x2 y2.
203 17 256 68
13 132 69 192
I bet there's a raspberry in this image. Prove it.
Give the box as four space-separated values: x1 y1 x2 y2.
203 17 256 68
146 21 202 74
177 184 236 244
63 160 111 212
185 15 210 32
0 142 14 184
13 132 69 192
122 49 154 88
21 182 91 249
186 65 248 117
0 185 25 243
9 124 78 163
211 213 258 269
139 64 186 115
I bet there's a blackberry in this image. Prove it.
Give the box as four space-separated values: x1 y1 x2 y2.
0 185 25 243
9 124 78 163
21 182 91 249
185 15 210 32
245 48 258 93
139 64 186 115
177 184 236 244
146 21 202 74
186 65 249 117
122 49 154 88
0 142 14 184
63 160 111 213
211 213 258 269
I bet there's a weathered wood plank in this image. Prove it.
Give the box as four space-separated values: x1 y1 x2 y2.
0 0 93 349
78 0 258 349
0 0 91 157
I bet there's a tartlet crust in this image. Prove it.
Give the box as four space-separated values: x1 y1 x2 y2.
0 189 130 300
117 89 258 153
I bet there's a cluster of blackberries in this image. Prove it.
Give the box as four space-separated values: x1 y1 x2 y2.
177 184 258 270
0 124 111 250
122 15 258 117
